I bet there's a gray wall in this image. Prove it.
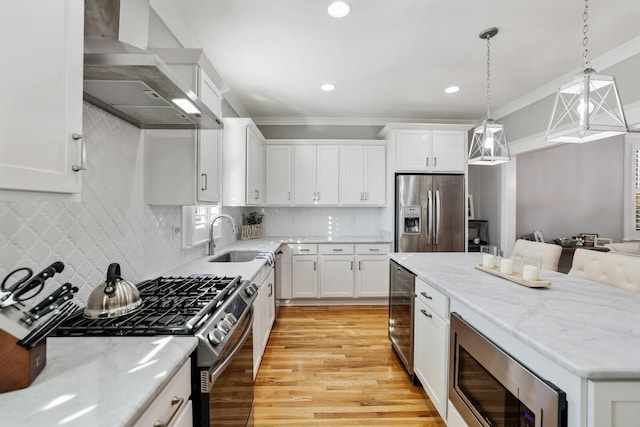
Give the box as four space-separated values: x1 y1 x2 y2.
515 136 625 242
469 165 503 246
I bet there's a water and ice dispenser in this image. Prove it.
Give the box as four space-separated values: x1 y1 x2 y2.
402 206 421 234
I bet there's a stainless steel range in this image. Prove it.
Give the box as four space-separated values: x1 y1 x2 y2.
55 275 258 427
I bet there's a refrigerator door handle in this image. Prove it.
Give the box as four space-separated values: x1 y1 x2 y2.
435 190 441 245
427 190 433 244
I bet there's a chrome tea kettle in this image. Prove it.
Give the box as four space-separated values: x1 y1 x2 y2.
84 263 143 319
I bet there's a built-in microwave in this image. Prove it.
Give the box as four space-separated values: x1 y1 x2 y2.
449 313 568 427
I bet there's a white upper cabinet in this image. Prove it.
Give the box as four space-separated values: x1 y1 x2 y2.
222 118 266 206
265 145 292 205
0 0 83 194
379 124 470 174
293 145 339 205
340 145 385 206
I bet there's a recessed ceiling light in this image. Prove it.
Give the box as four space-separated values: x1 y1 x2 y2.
321 83 336 92
445 86 460 94
328 1 351 18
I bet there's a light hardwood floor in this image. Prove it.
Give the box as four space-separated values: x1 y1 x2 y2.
253 305 446 427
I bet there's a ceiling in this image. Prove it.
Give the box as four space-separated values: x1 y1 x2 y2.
156 0 640 123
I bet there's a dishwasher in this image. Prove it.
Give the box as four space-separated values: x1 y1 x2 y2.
388 259 416 379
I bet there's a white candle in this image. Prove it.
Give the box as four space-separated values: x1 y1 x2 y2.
500 259 514 275
482 254 495 268
522 265 539 281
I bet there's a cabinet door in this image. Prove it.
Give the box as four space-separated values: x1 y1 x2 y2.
395 130 431 171
292 255 318 298
265 269 275 337
265 145 292 205
293 146 317 205
199 69 222 119
316 146 340 205
355 255 389 297
363 146 386 205
414 298 449 418
432 130 466 172
198 129 220 203
339 146 365 205
246 127 264 205
0 0 83 194
319 256 354 297
252 283 266 377
147 130 197 205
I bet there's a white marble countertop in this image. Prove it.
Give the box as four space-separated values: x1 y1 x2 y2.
158 236 391 280
0 336 198 426
390 252 640 379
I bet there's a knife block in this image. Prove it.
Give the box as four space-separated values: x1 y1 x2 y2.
0 328 46 393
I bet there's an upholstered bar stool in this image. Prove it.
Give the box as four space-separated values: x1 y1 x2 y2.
568 248 640 293
511 239 563 272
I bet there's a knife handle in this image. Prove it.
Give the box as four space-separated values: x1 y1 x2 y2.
29 283 73 314
30 293 74 322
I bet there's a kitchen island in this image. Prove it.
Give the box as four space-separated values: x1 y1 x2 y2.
390 252 640 427
0 336 197 426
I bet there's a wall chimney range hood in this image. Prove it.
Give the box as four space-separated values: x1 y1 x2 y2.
83 0 222 130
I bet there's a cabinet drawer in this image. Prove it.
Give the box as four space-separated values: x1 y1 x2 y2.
290 244 318 255
134 359 192 427
355 244 390 255
415 278 448 319
318 244 354 255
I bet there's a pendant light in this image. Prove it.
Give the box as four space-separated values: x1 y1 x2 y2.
546 0 628 143
468 27 511 165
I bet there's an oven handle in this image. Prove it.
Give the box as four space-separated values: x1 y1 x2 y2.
209 308 254 384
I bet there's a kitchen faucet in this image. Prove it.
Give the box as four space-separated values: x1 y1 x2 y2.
208 214 237 255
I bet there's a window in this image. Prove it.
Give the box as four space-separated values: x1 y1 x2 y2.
624 135 640 241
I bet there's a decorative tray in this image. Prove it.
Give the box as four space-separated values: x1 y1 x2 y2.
474 263 551 288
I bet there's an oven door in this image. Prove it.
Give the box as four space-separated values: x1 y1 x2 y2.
449 313 567 427
200 308 255 427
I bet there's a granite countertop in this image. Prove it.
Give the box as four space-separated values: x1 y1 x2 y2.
389 252 640 380
0 336 198 427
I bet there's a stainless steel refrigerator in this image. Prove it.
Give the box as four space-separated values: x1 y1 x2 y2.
395 174 465 252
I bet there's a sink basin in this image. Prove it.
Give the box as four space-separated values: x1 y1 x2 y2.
208 251 261 263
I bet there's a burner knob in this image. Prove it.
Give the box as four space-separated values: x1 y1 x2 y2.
224 313 238 325
219 318 233 332
244 284 257 297
208 329 225 346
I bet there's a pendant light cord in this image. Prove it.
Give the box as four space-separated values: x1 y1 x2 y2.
486 34 492 121
582 0 590 71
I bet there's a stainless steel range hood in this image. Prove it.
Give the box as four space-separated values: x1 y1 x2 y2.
83 0 222 130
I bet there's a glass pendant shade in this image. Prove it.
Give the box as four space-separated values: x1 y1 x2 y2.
546 70 628 143
468 119 510 165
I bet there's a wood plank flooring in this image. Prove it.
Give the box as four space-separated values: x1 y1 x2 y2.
253 306 446 426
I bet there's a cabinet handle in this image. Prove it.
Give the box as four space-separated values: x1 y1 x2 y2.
201 173 208 191
434 157 437 167
364 192 368 201
360 192 363 201
254 189 259 199
313 261 317 271
421 291 432 300
420 308 433 318
332 248 343 252
288 191 291 201
317 191 320 201
425 157 429 167
300 248 310 252
369 248 380 252
358 261 362 270
153 396 185 427
313 191 317 201
268 283 273 297
350 261 353 270
71 133 86 172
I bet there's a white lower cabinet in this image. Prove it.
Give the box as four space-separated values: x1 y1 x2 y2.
355 244 390 297
253 266 275 377
319 244 355 297
291 244 319 298
134 359 192 427
413 278 449 420
588 381 640 427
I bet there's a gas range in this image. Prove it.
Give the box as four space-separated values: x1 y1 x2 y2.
55 275 258 367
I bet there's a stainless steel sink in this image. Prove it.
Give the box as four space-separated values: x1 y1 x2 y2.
208 251 261 263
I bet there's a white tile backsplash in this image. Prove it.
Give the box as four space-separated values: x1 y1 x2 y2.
0 104 204 304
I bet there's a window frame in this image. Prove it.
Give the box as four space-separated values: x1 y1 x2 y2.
623 133 640 241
